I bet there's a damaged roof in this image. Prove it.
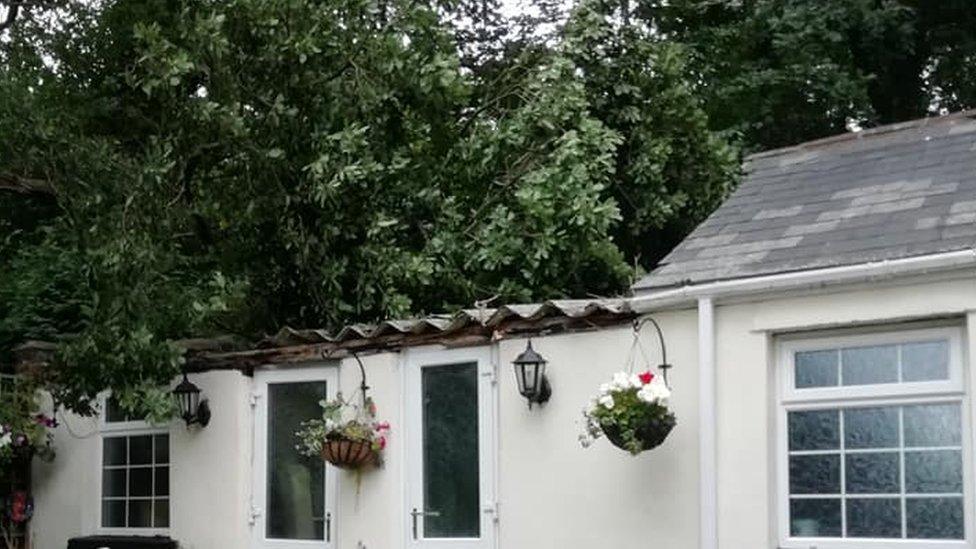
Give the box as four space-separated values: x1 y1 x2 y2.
634 111 976 292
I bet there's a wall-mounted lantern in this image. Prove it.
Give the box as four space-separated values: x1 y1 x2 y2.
512 340 551 409
173 373 211 428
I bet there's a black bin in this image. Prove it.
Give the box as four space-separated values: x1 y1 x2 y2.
67 536 177 549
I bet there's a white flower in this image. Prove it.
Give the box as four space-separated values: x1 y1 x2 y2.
611 372 631 390
598 394 615 410
0 433 10 449
629 374 643 389
598 383 612 395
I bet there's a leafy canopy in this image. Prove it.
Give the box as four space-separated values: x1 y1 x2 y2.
0 0 736 420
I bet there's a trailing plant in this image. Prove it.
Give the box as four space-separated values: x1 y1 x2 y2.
580 371 675 455
296 393 390 469
0 376 55 470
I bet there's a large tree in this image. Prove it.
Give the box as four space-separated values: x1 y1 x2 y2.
0 0 736 419
646 0 976 151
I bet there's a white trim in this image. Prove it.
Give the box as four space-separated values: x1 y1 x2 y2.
402 345 497 549
698 297 717 549
775 325 972 549
631 249 976 312
251 364 339 549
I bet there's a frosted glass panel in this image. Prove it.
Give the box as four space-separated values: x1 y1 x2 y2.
902 341 949 382
789 455 839 494
842 345 897 386
844 407 898 449
266 381 327 540
423 362 480 538
904 404 961 447
790 499 841 537
796 350 838 388
847 498 901 538
846 452 899 494
788 410 839 451
905 450 962 493
907 498 964 539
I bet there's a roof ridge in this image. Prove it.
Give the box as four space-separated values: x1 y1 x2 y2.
745 109 976 162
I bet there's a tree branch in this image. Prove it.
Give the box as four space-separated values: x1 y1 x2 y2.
0 172 56 195
0 3 20 33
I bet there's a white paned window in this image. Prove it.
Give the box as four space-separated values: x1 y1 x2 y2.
778 326 971 549
100 398 170 531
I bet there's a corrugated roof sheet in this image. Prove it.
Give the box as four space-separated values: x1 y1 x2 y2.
263 298 632 347
634 110 976 292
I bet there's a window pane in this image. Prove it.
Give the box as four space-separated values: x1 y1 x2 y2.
128 499 152 528
842 345 897 386
155 467 169 497
103 437 127 466
846 498 901 538
788 410 839 451
154 499 170 528
105 398 129 423
154 434 169 464
844 407 899 449
905 450 963 493
129 435 153 465
266 381 327 541
846 452 899 494
904 404 961 447
790 499 841 537
102 469 126 498
902 341 949 382
789 455 840 494
906 497 964 539
102 500 126 528
423 363 481 538
796 350 838 388
129 467 152 497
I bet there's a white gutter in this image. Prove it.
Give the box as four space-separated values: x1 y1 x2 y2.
697 297 717 549
630 248 976 313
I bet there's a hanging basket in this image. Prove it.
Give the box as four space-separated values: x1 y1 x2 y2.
320 437 378 470
601 410 677 454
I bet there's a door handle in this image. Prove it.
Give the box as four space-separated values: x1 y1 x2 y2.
410 508 441 540
326 511 332 543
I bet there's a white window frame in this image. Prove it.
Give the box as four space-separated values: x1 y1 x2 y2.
97 396 171 536
776 325 973 549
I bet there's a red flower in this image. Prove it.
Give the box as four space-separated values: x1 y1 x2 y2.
378 436 387 450
638 371 654 385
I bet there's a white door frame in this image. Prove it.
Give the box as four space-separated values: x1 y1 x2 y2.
252 365 339 549
403 345 498 549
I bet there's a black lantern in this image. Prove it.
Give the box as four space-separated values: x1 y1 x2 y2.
173 373 211 427
512 340 551 408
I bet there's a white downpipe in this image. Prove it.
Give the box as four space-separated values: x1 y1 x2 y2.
698 297 717 549
631 249 976 314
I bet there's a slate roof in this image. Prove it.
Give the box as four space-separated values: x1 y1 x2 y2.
633 111 976 292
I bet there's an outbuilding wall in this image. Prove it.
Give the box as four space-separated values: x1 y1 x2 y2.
28 273 976 549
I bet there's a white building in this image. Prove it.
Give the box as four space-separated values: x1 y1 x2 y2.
27 112 976 549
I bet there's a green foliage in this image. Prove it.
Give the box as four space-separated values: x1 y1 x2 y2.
647 0 976 151
0 0 736 419
0 376 55 469
296 394 389 456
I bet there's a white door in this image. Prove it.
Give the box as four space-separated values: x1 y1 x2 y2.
405 347 496 549
253 366 339 549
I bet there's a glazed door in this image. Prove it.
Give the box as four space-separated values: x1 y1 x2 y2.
405 347 496 549
252 366 338 549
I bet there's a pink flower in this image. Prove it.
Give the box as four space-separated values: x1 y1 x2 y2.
374 421 390 432
638 371 654 385
378 436 387 450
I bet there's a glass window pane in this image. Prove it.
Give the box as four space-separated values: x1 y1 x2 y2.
102 469 126 498
423 363 480 538
790 498 841 537
129 467 152 497
105 397 129 423
154 499 170 528
844 407 899 449
789 410 839 451
129 435 153 465
155 467 169 497
846 452 899 494
842 345 897 386
789 455 840 494
154 434 169 464
906 497 964 539
266 381 327 541
846 498 901 538
905 450 963 494
128 499 152 528
902 341 949 382
796 350 838 388
102 500 126 528
904 403 961 447
103 437 127 466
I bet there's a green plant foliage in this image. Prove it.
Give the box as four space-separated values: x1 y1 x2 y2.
0 0 736 419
